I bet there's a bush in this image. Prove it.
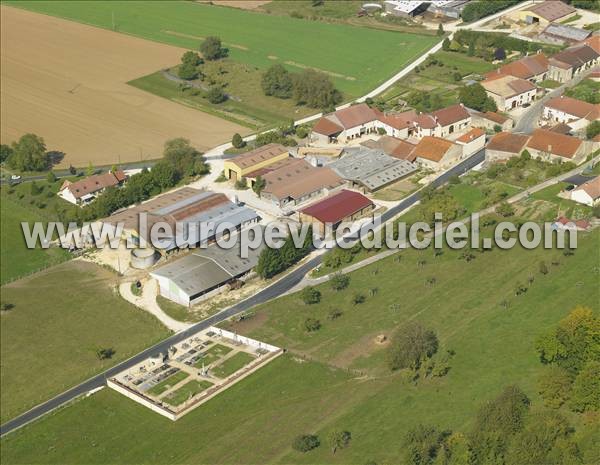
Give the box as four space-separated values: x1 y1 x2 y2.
387 321 439 371
231 133 245 149
296 126 309 139
301 286 321 305
330 273 350 291
200 36 227 60
538 366 573 409
292 434 320 452
495 201 514 217
304 318 321 332
234 177 248 190
352 292 366 305
206 86 227 104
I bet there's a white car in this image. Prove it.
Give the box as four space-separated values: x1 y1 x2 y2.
10 174 21 181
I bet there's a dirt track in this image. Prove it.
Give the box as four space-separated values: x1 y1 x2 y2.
0 6 247 167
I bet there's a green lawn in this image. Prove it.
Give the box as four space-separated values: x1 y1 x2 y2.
0 261 170 423
9 1 440 98
212 352 255 379
163 379 213 407
194 344 233 368
146 371 189 397
2 230 598 464
565 78 600 104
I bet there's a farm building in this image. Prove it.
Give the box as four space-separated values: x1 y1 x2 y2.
259 158 344 208
485 53 549 83
412 136 463 170
223 143 289 182
542 96 600 131
361 135 417 161
547 44 600 83
570 176 600 207
151 235 265 306
469 110 514 132
428 0 470 19
384 0 468 18
584 36 600 54
330 147 417 192
59 170 127 206
525 129 592 163
103 188 259 251
538 23 591 46
299 189 375 236
485 132 531 162
512 1 577 26
481 75 537 111
455 127 486 156
412 104 472 139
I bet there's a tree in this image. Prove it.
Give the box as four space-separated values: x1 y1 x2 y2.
151 161 177 188
538 366 574 409
387 322 438 371
437 23 444 36
292 434 320 452
46 171 57 184
304 317 321 332
442 37 451 51
96 347 115 360
467 41 475 56
255 247 283 279
252 175 266 196
328 430 351 454
7 133 49 171
86 162 95 176
207 86 227 104
0 144 13 163
163 138 206 178
178 62 199 80
458 83 497 112
569 361 600 412
292 69 342 109
261 64 293 98
181 50 202 67
494 47 507 60
403 425 446 465
231 133 245 149
352 292 366 305
330 272 350 291
200 36 226 60
69 164 77 175
301 286 321 305
586 120 600 140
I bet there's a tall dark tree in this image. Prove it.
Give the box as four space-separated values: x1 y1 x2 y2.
200 36 227 61
458 83 497 112
292 69 342 109
163 138 206 178
8 133 49 171
0 144 13 163
387 321 438 371
261 64 293 98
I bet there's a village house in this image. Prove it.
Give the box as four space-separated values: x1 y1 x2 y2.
310 103 381 144
512 1 577 27
299 189 375 236
412 136 463 170
259 158 344 208
455 127 487 156
485 132 531 162
525 128 592 164
547 44 600 83
469 110 514 132
570 176 600 207
223 143 289 183
481 74 538 112
411 104 472 139
58 170 127 206
486 53 549 83
542 96 600 132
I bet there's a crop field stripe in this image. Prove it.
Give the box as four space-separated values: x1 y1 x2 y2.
8 0 439 96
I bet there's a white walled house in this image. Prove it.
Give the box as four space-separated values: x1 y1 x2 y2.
570 176 600 207
455 128 486 157
412 136 463 171
58 171 127 206
542 96 600 132
481 75 537 112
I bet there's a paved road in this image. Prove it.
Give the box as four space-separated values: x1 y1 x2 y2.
0 149 485 437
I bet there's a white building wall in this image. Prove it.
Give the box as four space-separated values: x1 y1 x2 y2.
570 190 595 206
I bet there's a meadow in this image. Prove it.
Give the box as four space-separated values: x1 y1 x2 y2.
0 261 170 423
2 230 598 464
9 0 440 98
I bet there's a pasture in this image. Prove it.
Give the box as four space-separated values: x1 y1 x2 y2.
8 0 440 97
0 261 170 423
0 6 247 168
2 231 598 464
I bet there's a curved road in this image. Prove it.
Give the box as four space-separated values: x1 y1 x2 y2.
0 149 485 437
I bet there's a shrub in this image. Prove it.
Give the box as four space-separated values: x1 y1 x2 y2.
304 318 321 332
330 273 350 291
231 133 245 149
200 36 227 60
352 292 366 305
292 434 320 452
206 86 227 104
301 286 321 305
387 321 438 371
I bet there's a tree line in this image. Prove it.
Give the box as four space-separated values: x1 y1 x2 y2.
255 228 313 279
261 64 342 110
461 0 521 23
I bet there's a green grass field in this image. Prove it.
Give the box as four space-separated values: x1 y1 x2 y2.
0 261 170 423
212 352 255 379
146 371 189 397
8 1 440 98
164 380 213 407
194 344 233 368
2 230 597 464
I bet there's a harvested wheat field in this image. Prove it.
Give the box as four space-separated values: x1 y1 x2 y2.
0 6 247 167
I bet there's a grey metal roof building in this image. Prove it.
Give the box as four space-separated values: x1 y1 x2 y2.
539 23 591 45
330 147 417 192
150 233 265 306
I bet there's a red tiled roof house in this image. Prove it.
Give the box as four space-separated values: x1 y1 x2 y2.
59 170 127 206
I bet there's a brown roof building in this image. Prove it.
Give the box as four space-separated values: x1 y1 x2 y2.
544 96 600 121
526 1 577 23
59 170 127 205
485 132 530 162
412 136 463 168
584 36 600 54
526 128 584 160
486 53 549 82
361 135 417 161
